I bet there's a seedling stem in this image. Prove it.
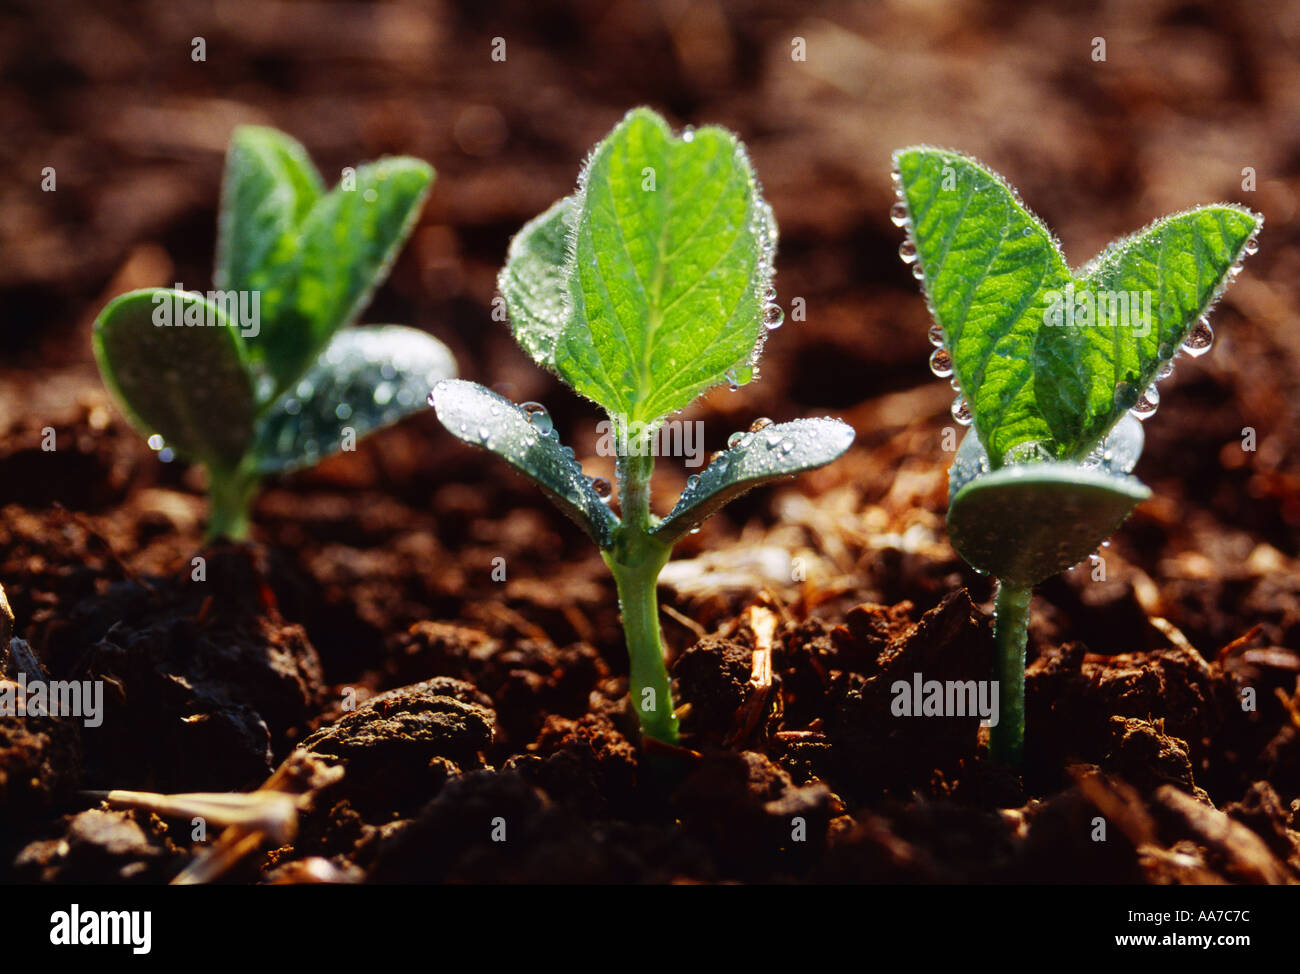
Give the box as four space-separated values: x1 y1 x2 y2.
990 581 1032 765
603 429 678 743
207 462 258 542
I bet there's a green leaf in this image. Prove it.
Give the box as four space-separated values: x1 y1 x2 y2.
252 157 435 398
895 147 1261 463
214 126 324 296
429 379 619 548
499 196 576 369
946 461 1150 588
895 147 1070 464
92 289 255 470
1035 205 1261 456
253 325 456 473
651 418 855 546
553 108 775 423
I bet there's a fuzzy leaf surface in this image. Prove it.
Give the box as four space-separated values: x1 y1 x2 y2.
430 379 619 548
252 157 434 398
554 108 774 423
254 325 455 473
896 147 1260 462
214 126 324 297
652 418 855 546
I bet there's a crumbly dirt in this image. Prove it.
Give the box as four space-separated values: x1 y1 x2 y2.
2 0 1299 883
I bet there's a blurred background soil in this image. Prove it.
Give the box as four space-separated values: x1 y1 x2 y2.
1 0 1299 882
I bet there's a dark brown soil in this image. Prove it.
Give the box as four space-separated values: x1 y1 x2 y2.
2 0 1299 884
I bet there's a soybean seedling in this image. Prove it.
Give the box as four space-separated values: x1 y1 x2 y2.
431 108 855 744
892 147 1261 764
94 126 454 540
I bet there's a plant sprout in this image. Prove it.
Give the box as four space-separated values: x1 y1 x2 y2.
431 108 854 744
892 147 1262 764
93 127 454 540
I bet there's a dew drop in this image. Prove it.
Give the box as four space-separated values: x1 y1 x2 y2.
928 324 946 348
889 201 909 227
1156 360 1175 381
911 263 925 280
1130 384 1160 420
762 304 785 330
521 401 553 435
779 439 793 455
727 431 750 449
764 286 777 302
686 474 700 489
478 426 492 443
749 417 774 433
898 240 918 264
724 368 739 392
590 476 612 500
689 524 701 535
1182 318 1214 357
951 396 973 426
1243 236 1259 256
681 126 695 143
929 347 954 378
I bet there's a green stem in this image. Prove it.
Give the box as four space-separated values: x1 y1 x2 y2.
604 424 679 744
990 580 1032 765
205 463 258 542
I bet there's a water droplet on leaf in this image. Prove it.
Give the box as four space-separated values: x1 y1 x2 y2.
1183 318 1214 357
951 396 972 426
1130 384 1160 420
521 401 553 435
929 347 954 378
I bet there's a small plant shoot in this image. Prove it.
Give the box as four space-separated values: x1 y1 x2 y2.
892 146 1261 764
93 127 454 540
432 109 854 744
